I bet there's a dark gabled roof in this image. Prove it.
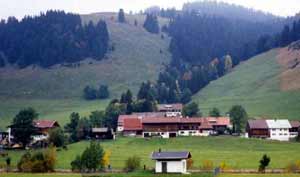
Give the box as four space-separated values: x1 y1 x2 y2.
247 119 268 129
290 121 300 128
151 151 191 160
92 128 109 133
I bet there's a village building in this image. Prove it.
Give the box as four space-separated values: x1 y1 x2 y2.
246 119 298 141
8 120 60 146
266 119 291 141
122 118 143 136
91 128 115 140
118 114 231 138
289 121 300 138
151 150 192 174
246 119 269 139
157 104 183 117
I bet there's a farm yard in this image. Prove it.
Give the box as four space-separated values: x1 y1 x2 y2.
2 137 300 170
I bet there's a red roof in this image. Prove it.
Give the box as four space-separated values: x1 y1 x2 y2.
118 115 137 126
123 118 143 131
203 117 231 126
33 120 59 129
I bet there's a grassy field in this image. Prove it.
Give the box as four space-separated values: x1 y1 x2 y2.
2 137 300 170
0 12 171 129
0 173 300 177
193 49 300 120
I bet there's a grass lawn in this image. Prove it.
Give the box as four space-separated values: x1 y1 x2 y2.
0 98 109 129
2 137 300 170
193 49 300 120
0 173 300 177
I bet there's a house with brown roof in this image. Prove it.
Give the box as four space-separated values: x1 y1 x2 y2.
246 119 269 138
157 104 183 117
118 114 231 138
289 121 300 138
246 119 299 141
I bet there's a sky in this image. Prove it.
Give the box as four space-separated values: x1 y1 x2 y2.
0 0 299 20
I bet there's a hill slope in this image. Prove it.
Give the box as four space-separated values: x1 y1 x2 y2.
193 45 300 120
0 13 171 128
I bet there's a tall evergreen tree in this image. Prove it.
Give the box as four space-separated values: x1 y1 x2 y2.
143 14 160 34
11 108 38 148
118 9 126 23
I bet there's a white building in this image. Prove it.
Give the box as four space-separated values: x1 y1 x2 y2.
151 151 191 174
266 119 291 141
157 104 183 117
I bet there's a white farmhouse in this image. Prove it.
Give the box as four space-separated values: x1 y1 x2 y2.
151 151 191 174
266 119 291 141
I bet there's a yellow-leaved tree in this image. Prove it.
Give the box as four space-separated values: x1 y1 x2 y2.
102 150 111 168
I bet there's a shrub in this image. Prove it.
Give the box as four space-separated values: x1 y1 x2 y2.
187 158 194 169
70 141 104 172
258 154 271 173
124 156 141 172
49 127 65 147
220 161 230 171
285 160 300 173
71 155 82 172
201 160 213 170
17 146 56 172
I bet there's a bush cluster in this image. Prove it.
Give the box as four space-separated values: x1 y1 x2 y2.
17 146 56 172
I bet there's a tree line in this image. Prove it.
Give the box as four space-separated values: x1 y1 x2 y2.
0 10 109 68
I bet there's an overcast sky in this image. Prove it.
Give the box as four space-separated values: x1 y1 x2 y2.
0 0 299 20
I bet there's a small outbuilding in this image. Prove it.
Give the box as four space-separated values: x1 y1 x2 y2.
151 150 191 174
91 128 115 140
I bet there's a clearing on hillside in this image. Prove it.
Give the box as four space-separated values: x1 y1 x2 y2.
193 46 300 120
0 13 171 128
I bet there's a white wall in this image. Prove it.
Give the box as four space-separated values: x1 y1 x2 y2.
165 111 182 117
117 126 123 132
269 128 290 141
143 132 171 138
155 160 186 173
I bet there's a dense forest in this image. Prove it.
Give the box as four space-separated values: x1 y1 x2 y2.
0 10 109 68
145 2 300 104
182 1 282 23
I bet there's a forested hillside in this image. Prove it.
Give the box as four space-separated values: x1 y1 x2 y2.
0 11 109 68
0 12 171 128
193 42 300 120
145 1 300 107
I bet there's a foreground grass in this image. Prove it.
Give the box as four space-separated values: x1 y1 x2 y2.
194 49 300 120
3 137 300 170
1 173 300 177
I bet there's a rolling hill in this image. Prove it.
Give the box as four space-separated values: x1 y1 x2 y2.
0 13 171 128
193 43 300 120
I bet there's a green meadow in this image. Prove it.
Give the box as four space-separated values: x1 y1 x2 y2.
194 49 300 120
2 137 300 170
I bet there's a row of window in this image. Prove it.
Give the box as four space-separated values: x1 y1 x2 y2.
272 133 288 136
271 128 288 131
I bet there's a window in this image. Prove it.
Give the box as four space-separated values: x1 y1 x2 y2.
272 129 276 131
161 133 164 135
279 133 282 135
284 133 287 136
181 131 184 134
272 133 276 136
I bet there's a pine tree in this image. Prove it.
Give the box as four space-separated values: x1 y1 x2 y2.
118 9 126 23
